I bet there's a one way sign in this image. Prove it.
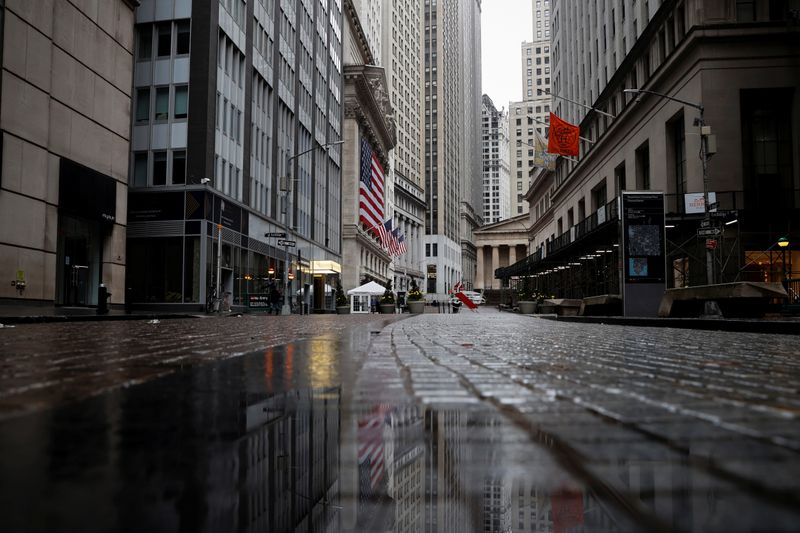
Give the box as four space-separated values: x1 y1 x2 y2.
278 239 296 247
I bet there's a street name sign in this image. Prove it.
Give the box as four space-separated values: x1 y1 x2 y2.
265 232 287 238
278 239 296 247
697 227 721 237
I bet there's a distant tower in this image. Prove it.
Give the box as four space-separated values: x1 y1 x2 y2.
481 95 511 224
509 0 553 217
423 0 483 295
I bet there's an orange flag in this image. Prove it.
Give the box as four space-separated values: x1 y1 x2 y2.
547 112 580 157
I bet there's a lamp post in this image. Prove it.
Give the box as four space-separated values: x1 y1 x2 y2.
624 88 715 285
778 236 790 288
280 140 344 315
216 200 224 312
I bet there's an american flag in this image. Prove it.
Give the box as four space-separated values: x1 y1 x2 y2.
359 137 385 236
382 219 394 250
396 234 407 255
358 404 391 489
390 228 402 256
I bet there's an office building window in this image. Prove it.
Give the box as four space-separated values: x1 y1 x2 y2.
153 151 167 185
137 25 152 61
635 142 650 190
157 23 171 57
176 21 191 55
155 87 169 120
133 152 148 187
174 85 188 119
135 88 150 123
172 151 186 184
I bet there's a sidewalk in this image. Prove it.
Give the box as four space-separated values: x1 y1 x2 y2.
0 304 200 324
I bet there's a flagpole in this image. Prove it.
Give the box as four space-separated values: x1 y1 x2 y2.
516 138 580 164
537 89 616 119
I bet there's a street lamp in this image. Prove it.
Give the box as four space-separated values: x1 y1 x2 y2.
778 236 790 287
279 140 344 315
624 88 715 285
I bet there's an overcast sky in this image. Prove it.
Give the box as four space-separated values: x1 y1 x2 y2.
481 0 532 113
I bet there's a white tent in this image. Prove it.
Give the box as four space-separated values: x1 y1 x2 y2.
347 281 387 313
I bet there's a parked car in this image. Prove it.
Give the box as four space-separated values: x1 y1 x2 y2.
449 290 485 305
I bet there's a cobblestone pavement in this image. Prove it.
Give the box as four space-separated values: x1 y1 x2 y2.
1 308 798 532
352 309 800 532
0 313 401 420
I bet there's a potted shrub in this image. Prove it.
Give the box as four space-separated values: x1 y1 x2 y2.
406 278 425 314
517 277 538 314
334 280 349 314
379 281 396 314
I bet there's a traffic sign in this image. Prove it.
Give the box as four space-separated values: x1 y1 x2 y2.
277 239 296 247
700 220 711 228
705 239 718 250
265 232 287 238
697 227 721 237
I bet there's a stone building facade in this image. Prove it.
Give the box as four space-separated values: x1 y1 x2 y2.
0 0 138 310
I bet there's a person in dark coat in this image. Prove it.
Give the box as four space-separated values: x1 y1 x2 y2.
269 285 282 315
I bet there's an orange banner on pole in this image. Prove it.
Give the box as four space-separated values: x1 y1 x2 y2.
547 112 580 156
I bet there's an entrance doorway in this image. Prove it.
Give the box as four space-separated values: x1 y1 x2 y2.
57 215 101 306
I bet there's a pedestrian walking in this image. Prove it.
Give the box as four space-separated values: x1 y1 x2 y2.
269 284 282 315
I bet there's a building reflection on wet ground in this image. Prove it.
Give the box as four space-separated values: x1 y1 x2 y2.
0 315 798 532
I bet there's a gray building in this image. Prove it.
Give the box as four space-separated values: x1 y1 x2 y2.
0 0 138 310
509 0 553 218
127 0 344 311
498 0 800 299
423 0 483 296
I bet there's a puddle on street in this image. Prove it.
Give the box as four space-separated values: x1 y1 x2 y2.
0 335 797 532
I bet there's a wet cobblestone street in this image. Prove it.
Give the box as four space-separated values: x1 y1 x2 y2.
0 309 798 532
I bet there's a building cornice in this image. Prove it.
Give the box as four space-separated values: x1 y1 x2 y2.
344 64 396 168
343 0 375 65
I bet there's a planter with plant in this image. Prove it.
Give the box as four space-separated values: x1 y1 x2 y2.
335 280 349 314
406 278 425 314
379 281 396 314
517 277 539 314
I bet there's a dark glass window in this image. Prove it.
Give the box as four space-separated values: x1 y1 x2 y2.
173 85 188 119
133 152 148 187
128 238 184 303
172 151 186 184
176 20 190 54
155 87 169 120
137 25 152 60
157 23 171 57
135 88 150 123
153 151 167 185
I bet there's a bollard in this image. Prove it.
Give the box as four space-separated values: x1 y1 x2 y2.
97 283 111 315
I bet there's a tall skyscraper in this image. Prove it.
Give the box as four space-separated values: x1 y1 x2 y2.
423 0 483 296
382 0 425 294
551 0 658 124
0 0 137 310
509 0 553 217
127 0 344 311
481 95 510 224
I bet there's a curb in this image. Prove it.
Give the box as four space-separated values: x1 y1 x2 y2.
539 315 800 335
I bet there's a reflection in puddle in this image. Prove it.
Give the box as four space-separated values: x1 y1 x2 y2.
1 339 798 533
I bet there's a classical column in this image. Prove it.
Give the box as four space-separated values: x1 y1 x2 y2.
509 245 517 267
476 246 485 290
491 246 500 289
